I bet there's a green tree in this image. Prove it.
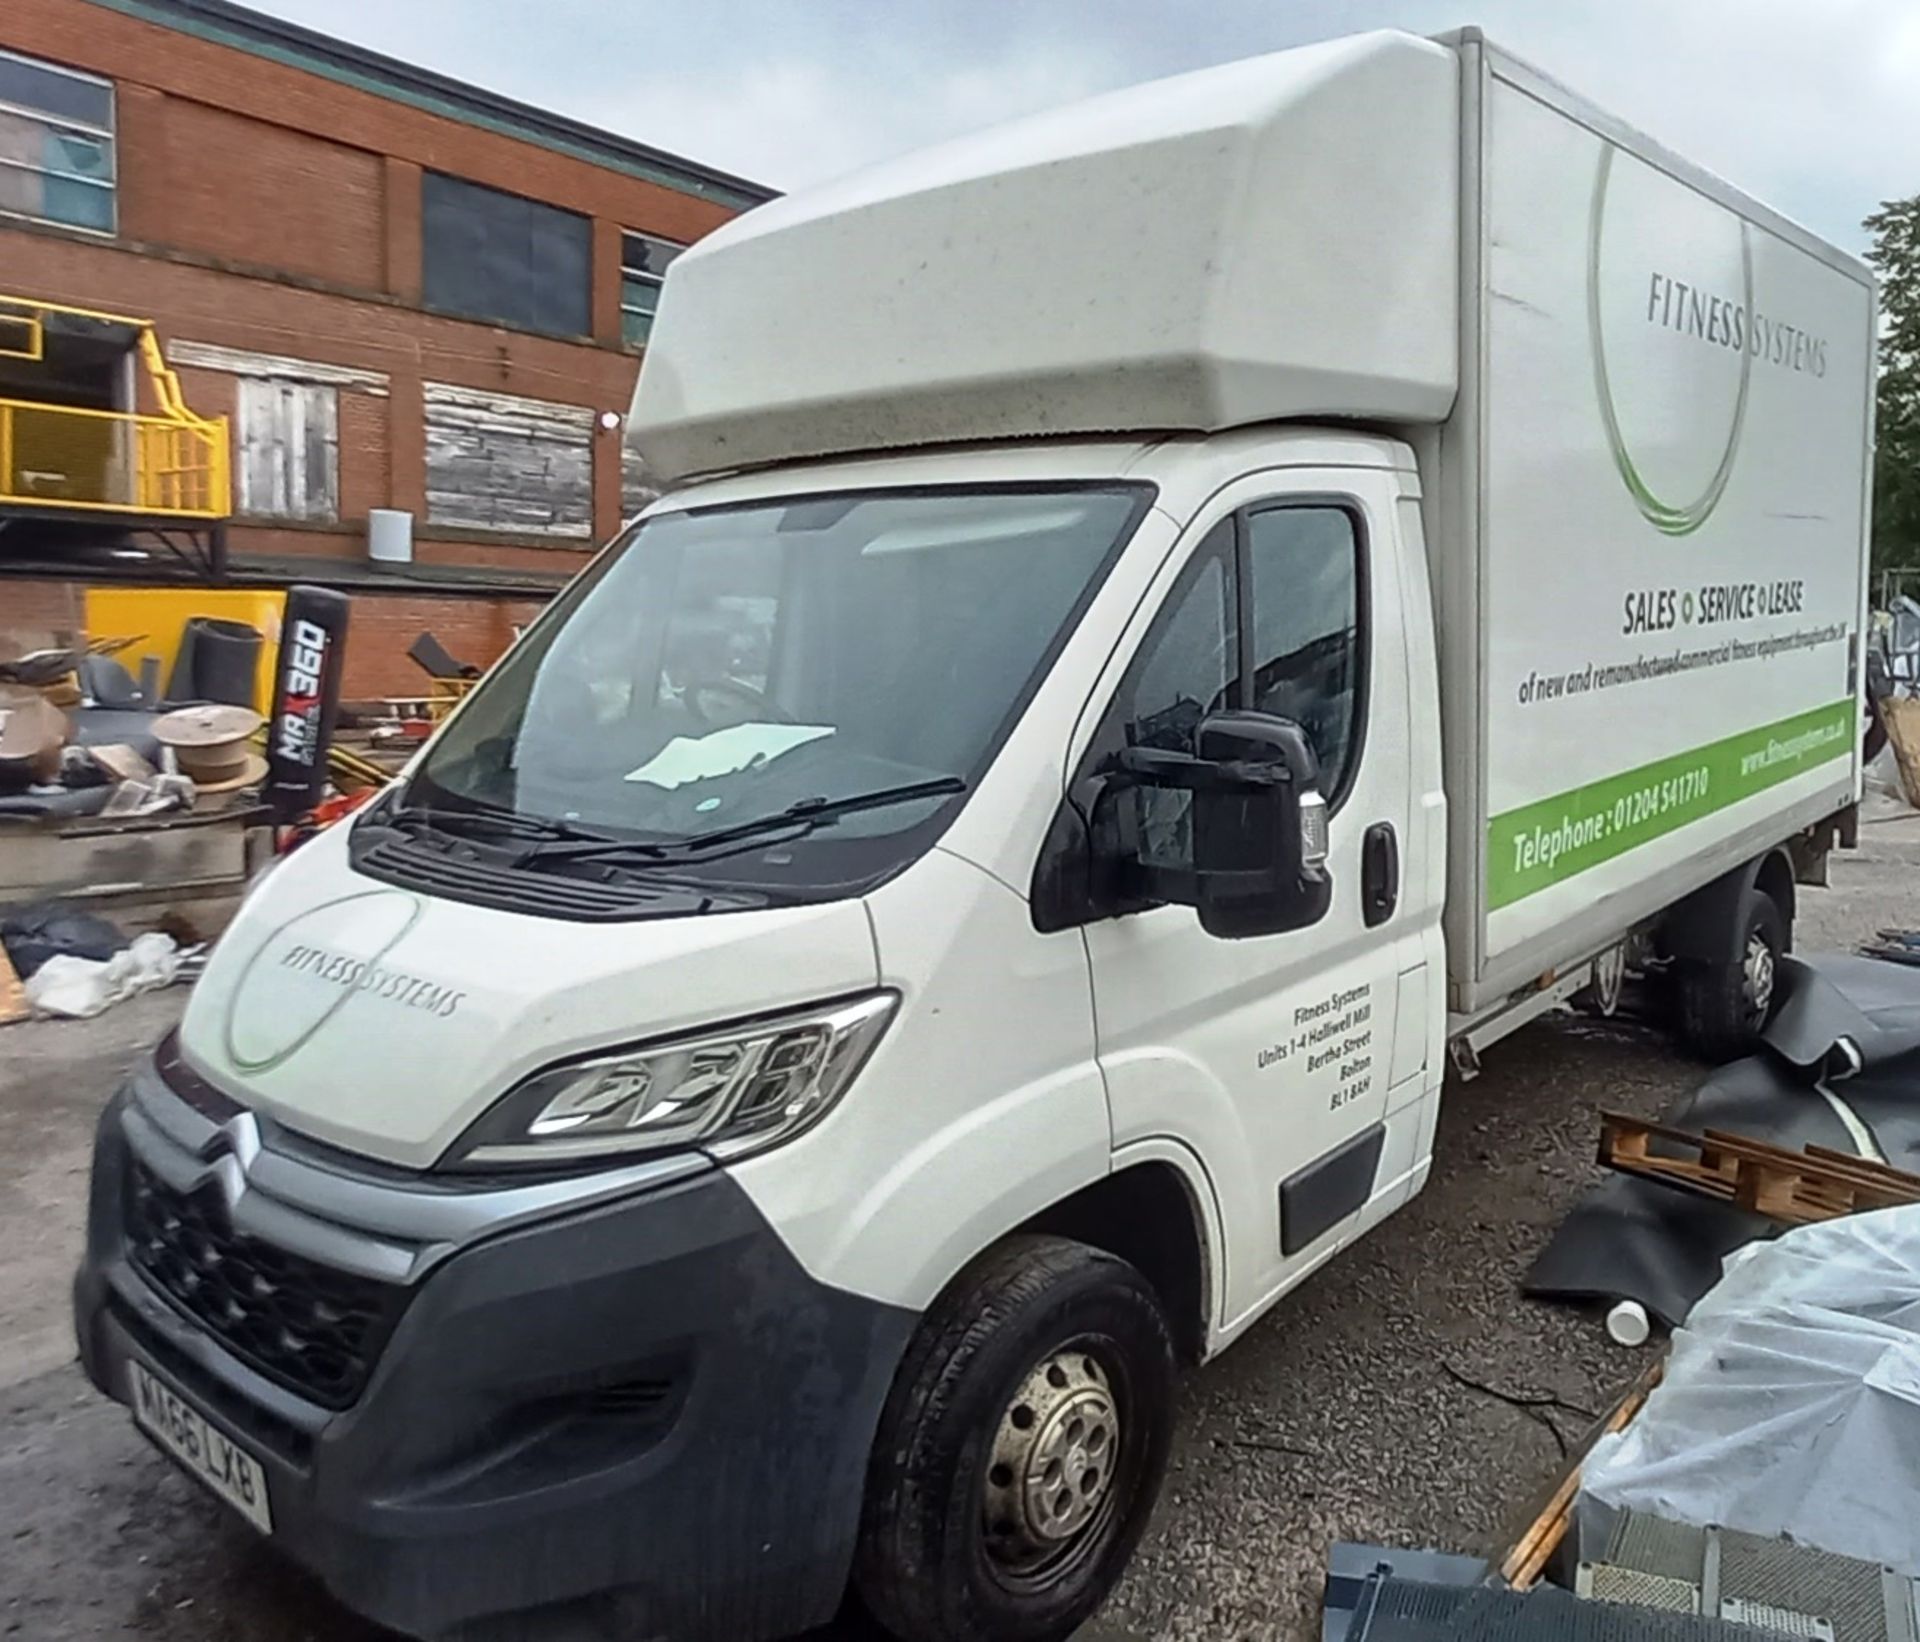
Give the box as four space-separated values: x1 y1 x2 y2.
1867 194 1920 581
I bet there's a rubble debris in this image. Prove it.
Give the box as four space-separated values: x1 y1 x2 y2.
0 682 68 787
25 930 186 1019
0 902 126 978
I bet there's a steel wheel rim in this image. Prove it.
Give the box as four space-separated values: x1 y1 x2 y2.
1593 942 1626 1016
982 1344 1124 1582
1744 930 1776 1020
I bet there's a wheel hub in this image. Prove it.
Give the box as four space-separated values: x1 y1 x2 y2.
1744 931 1776 1017
985 1350 1119 1557
1592 942 1627 1016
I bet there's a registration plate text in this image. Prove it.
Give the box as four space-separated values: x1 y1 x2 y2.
130 1360 273 1533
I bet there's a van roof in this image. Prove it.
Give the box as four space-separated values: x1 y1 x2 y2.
628 30 1461 484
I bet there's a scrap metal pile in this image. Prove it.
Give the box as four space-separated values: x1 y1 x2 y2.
0 585 360 1021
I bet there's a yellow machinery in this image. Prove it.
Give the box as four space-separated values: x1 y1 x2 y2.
425 676 477 722
0 293 231 521
86 588 286 716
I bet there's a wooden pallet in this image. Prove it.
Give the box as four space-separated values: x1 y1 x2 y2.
1499 1356 1665 1590
1599 1111 1920 1226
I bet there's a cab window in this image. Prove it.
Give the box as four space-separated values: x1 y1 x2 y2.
1109 522 1238 869
1071 503 1367 894
1244 505 1364 800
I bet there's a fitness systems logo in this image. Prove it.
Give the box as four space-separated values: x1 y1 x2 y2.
1588 145 1830 537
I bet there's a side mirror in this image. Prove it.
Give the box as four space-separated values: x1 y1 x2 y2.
1113 710 1332 939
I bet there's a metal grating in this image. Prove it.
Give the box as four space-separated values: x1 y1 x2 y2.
125 1162 405 1410
1355 1579 1797 1641
1719 1529 1889 1642
1586 1513 1914 1642
1721 1600 1833 1642
1581 1564 1702 1615
1609 1514 1709 1585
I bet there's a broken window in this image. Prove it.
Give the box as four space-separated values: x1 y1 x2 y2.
0 47 115 234
620 231 684 349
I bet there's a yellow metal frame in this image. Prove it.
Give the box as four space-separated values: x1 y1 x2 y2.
0 292 231 521
0 314 42 362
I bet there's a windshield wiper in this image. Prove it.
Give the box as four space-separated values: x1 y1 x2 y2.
683 776 969 850
509 776 969 868
385 801 628 850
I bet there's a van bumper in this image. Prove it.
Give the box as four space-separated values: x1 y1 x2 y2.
73 1075 916 1642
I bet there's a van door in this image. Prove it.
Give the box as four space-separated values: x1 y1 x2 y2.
1071 470 1421 1336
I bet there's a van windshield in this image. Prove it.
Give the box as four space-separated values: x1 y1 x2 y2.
399 484 1148 891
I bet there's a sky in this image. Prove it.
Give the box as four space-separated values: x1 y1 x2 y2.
245 0 1920 255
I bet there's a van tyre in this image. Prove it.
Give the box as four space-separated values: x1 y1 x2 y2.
854 1235 1176 1642
1677 889 1785 1061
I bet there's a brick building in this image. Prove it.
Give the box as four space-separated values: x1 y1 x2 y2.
0 0 771 698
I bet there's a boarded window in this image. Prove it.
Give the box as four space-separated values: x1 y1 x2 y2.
422 172 591 339
235 378 338 523
424 382 592 539
0 47 115 233
621 446 662 521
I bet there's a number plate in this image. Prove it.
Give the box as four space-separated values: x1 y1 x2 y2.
130 1359 273 1533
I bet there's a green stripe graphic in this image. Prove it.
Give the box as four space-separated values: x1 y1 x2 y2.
1488 699 1855 910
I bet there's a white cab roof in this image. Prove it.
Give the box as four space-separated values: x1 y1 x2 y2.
630 30 1462 484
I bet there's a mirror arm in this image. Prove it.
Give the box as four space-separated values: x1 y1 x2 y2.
1114 746 1293 793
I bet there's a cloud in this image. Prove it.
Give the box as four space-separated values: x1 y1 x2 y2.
245 0 1917 251
566 28 1132 191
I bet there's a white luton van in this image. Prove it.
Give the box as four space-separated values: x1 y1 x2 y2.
77 28 1874 1642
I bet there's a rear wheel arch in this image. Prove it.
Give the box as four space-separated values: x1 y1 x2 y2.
1662 846 1795 966
1752 848 1796 945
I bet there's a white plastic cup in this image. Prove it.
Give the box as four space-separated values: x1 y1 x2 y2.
1606 1299 1652 1347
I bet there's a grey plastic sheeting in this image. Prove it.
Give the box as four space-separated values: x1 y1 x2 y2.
1579 1205 1920 1574
1525 955 1920 1326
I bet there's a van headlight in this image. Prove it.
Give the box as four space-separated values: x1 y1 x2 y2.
445 993 897 1170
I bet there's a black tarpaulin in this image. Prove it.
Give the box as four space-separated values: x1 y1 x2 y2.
1525 956 1920 1327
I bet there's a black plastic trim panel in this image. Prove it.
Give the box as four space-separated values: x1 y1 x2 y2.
1279 1123 1385 1256
350 830 766 922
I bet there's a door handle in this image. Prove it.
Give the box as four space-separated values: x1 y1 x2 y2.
1362 822 1399 928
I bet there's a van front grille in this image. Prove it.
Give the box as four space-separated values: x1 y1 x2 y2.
125 1162 406 1410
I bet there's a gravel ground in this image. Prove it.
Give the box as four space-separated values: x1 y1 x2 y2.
7 816 1920 1642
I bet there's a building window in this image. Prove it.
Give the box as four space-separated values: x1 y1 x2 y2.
234 378 339 523
421 172 590 338
0 48 115 234
621 231 684 348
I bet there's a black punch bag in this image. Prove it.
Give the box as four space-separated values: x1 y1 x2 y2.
265 586 350 824
167 616 264 706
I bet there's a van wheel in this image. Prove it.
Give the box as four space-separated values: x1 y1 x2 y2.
854 1235 1175 1642
1676 889 1785 1061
